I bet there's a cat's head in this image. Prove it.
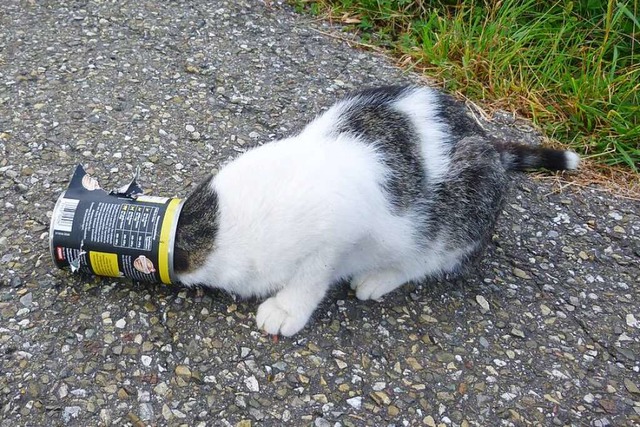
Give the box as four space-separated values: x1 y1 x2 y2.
173 174 218 273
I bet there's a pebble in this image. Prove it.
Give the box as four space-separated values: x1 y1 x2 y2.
62 406 81 423
346 396 362 410
185 124 196 133
626 313 640 328
512 268 531 279
372 381 386 391
154 382 169 396
540 304 551 316
141 355 152 367
175 365 191 378
424 415 436 427
370 391 391 406
510 328 525 338
115 318 126 329
244 375 259 392
139 403 154 421
19 292 33 307
476 295 490 313
624 378 640 394
162 404 173 420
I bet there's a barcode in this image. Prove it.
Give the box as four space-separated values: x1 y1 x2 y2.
54 198 80 233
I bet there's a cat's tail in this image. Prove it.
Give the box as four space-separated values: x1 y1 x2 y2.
496 143 580 171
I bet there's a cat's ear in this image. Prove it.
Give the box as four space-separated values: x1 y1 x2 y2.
174 246 190 272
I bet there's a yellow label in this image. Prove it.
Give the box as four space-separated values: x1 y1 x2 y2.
136 195 170 204
158 198 182 284
89 251 121 277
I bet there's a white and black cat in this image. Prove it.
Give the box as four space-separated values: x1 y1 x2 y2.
173 86 579 336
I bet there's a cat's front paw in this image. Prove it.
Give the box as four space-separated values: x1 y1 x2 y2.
256 297 310 336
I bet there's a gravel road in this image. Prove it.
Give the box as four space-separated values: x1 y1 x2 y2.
1 1 639 426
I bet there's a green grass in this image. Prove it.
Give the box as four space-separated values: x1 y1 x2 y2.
293 0 640 171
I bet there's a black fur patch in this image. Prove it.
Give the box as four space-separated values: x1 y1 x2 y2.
174 175 219 273
428 136 509 267
434 92 485 143
496 143 572 171
336 86 425 211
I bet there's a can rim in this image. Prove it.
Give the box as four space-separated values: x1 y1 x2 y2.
167 199 185 284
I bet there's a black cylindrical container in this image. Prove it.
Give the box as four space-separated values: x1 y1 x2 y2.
50 165 184 284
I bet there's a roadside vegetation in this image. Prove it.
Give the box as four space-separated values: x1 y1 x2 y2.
292 0 640 172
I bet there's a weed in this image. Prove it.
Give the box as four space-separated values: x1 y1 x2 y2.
293 0 640 171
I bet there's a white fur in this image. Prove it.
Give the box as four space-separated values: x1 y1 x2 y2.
177 88 468 336
391 88 450 182
564 151 581 170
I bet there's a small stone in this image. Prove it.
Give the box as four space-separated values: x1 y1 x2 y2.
584 393 595 403
512 268 531 279
599 399 617 413
141 355 152 367
388 405 399 417
19 292 33 307
510 328 525 338
578 251 589 260
406 357 423 370
154 382 169 396
346 396 362 410
117 388 129 399
435 352 455 363
175 365 191 378
624 378 640 394
115 318 126 329
162 404 173 420
424 415 436 427
58 383 69 399
185 124 195 133
62 406 81 423
540 304 551 316
476 295 490 313
493 359 507 367
626 314 640 328
139 403 154 421
244 375 259 392
420 314 438 323
370 391 391 406
236 421 252 427
310 394 326 404
372 382 386 391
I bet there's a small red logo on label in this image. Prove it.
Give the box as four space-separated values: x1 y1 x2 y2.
56 247 64 261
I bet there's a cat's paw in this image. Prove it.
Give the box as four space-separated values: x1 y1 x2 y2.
351 271 405 301
256 297 310 336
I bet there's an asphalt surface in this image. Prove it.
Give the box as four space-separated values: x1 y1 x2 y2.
1 1 639 426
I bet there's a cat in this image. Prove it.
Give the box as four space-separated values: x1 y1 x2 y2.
173 85 579 336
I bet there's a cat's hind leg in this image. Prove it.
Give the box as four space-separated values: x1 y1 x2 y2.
256 265 332 336
350 269 413 301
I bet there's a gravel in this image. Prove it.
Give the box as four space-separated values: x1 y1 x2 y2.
1 0 639 426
